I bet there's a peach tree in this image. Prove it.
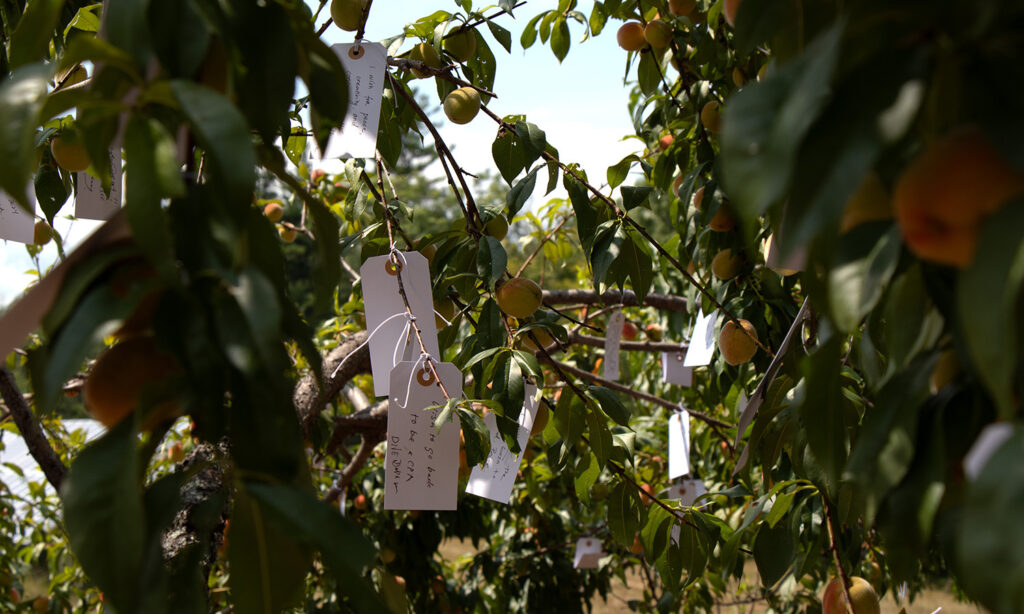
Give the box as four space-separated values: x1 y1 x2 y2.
0 0 1022 612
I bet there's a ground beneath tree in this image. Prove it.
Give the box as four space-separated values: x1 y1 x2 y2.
439 539 986 613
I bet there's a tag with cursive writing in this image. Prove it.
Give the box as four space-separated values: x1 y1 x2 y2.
466 384 540 503
383 361 463 510
0 187 36 243
322 42 387 159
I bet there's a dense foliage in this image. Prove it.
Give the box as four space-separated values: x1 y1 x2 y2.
1 0 1023 612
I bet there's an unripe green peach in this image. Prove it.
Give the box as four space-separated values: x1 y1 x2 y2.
444 29 477 62
443 87 481 125
409 42 442 78
331 0 367 31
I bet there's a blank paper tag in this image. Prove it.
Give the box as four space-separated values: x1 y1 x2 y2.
361 252 440 397
668 411 691 479
573 537 603 569
963 422 1014 480
76 147 123 220
384 361 463 510
667 478 707 508
603 310 624 381
683 309 716 367
466 384 540 503
0 187 35 243
661 351 693 386
322 42 387 160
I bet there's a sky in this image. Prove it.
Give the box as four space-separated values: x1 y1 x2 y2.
0 1 639 309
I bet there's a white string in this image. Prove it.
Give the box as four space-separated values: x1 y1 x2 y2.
396 352 434 409
329 311 412 379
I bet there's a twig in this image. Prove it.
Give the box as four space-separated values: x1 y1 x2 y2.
567 331 689 353
0 368 66 491
822 493 857 614
386 58 498 99
516 217 569 277
536 354 733 431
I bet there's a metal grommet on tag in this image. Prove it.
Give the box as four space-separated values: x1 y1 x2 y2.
385 259 402 276
416 367 435 386
349 44 364 59
675 352 684 362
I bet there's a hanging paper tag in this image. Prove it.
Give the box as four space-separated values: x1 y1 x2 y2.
668 410 691 479
667 478 707 508
0 187 36 243
384 361 463 510
683 309 716 367
76 147 123 220
963 422 1015 480
661 350 693 386
603 310 624 381
361 252 440 397
573 537 603 569
322 42 388 160
466 384 540 503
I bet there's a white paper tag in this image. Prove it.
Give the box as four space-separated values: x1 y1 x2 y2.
683 309 717 367
76 147 123 220
573 537 603 569
0 187 36 243
603 310 624 381
661 350 693 386
322 42 387 160
963 422 1014 481
667 478 707 508
466 384 540 503
383 361 463 510
668 411 691 479
361 252 440 397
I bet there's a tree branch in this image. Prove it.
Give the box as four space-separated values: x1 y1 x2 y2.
0 367 67 491
541 288 688 312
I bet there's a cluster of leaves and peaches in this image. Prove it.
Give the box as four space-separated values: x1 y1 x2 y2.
2 0 1024 612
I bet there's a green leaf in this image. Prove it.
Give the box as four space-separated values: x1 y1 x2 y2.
732 0 797 57
641 506 674 562
506 168 537 219
9 0 63 70
720 21 844 222
675 519 708 584
147 0 210 79
514 121 546 167
828 226 900 333
62 421 145 613
574 452 600 504
476 236 507 286
103 0 154 69
0 63 50 209
620 185 652 211
458 407 492 468
123 115 183 275
303 34 349 153
607 155 638 189
957 201 1024 418
587 386 631 426
620 229 654 302
549 16 570 62
955 427 1024 614
171 80 256 214
486 21 512 53
34 163 69 222
844 354 934 524
608 479 641 547
285 130 307 167
492 128 526 184
57 34 139 81
230 2 297 143
795 336 847 492
245 482 388 613
553 389 585 447
564 172 598 254
585 407 613 470
230 484 312 614
753 522 795 587
637 51 660 97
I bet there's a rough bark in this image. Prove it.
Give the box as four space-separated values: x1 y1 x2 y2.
0 367 67 490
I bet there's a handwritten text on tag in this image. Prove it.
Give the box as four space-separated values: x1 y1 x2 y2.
0 188 36 244
466 384 540 503
384 361 462 510
322 42 388 159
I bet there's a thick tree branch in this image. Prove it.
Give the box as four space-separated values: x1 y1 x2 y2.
295 332 371 437
0 367 66 491
324 434 382 504
567 331 689 353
